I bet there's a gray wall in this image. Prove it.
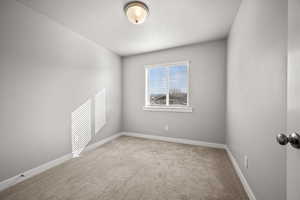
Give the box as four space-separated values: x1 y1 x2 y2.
122 40 227 144
226 0 287 200
0 0 122 182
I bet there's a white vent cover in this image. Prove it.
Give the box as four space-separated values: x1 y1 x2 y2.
71 99 92 157
95 89 106 134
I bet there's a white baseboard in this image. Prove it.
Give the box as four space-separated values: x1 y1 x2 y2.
0 153 72 192
122 132 226 149
0 131 255 200
0 133 122 192
84 133 122 152
225 147 257 200
123 132 255 200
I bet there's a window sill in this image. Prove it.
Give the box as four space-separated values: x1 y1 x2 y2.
143 106 193 113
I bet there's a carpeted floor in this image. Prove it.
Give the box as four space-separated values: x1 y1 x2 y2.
0 136 249 200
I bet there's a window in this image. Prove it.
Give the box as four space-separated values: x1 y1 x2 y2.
144 61 192 112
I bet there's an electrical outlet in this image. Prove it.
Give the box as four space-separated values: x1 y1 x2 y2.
164 125 169 131
244 156 248 169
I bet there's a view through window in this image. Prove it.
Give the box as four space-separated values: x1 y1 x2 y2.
146 61 189 107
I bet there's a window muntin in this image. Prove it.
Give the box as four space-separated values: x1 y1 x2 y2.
145 61 189 107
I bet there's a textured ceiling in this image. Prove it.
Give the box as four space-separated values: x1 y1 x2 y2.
18 0 241 56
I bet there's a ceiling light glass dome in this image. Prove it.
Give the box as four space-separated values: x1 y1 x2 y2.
124 1 149 24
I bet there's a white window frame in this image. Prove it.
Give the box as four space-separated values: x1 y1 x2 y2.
144 60 192 113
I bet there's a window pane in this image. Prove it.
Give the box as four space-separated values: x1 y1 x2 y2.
148 67 168 105
169 65 188 105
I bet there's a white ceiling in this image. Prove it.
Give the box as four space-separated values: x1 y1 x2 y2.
18 0 241 56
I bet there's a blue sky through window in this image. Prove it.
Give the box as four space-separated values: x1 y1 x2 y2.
148 65 187 95
169 65 187 93
148 67 168 95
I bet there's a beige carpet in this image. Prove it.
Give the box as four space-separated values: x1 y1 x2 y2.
0 136 249 200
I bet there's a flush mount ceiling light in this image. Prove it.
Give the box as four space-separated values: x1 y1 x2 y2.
124 1 149 24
